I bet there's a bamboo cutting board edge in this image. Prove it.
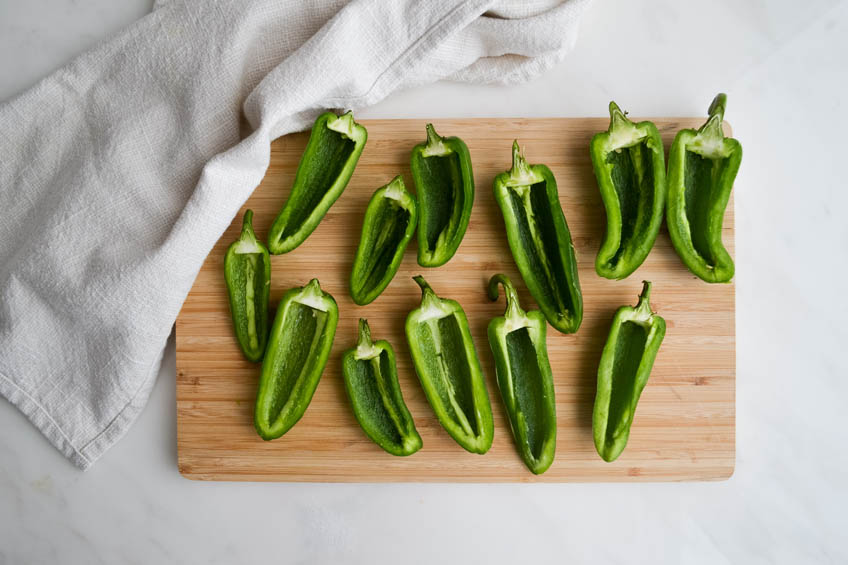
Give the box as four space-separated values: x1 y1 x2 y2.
176 116 736 483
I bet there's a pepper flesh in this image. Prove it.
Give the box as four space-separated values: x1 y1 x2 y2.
224 209 271 362
493 141 583 334
667 93 742 283
487 274 557 474
410 124 474 267
590 102 667 280
349 176 418 305
342 319 423 456
254 279 339 440
268 111 367 254
592 281 666 462
405 276 493 454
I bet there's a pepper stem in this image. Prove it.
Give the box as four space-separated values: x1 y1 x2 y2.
425 123 442 146
356 318 373 349
327 110 356 139
413 275 439 307
510 140 533 180
636 280 654 313
240 209 256 240
487 274 525 320
304 278 322 295
608 101 631 131
698 93 727 139
233 209 263 254
707 93 727 122
383 175 406 200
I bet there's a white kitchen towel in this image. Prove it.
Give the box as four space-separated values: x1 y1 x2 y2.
0 0 589 469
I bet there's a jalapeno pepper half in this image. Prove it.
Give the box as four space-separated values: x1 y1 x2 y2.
405 276 493 454
254 279 339 440
342 319 423 456
592 281 666 462
349 176 418 305
487 274 557 474
410 124 474 268
667 93 741 283
268 111 367 254
493 141 583 334
224 209 271 362
590 102 667 280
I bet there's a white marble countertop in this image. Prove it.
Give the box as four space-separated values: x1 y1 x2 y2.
1 1 846 562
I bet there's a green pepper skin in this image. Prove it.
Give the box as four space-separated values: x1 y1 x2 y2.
592 281 666 462
405 276 493 454
254 279 339 440
667 94 741 283
268 111 367 254
349 176 418 305
410 124 474 268
493 141 583 334
590 102 667 280
487 274 557 474
224 210 271 362
342 319 423 456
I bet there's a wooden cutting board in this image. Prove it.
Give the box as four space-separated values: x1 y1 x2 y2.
176 117 735 482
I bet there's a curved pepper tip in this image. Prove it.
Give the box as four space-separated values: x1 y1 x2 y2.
488 273 524 318
637 280 653 311
486 274 505 302
412 275 432 295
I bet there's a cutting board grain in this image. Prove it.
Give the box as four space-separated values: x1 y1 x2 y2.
176 117 735 482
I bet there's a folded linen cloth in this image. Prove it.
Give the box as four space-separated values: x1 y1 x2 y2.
0 0 589 469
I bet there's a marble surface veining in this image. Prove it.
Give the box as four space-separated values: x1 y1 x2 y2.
1 0 846 563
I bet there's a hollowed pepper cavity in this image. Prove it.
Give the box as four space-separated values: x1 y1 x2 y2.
410 124 475 267
590 102 667 280
268 111 367 254
487 274 557 474
224 209 271 362
493 141 583 334
593 281 666 462
349 176 418 305
405 276 493 454
254 279 339 440
667 93 742 283
342 319 423 456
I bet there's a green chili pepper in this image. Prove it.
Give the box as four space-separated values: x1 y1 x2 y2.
268 111 367 254
667 93 742 283
342 319 423 456
224 210 271 362
254 279 339 440
410 124 474 267
486 274 557 474
592 281 666 462
405 276 493 454
590 102 667 280
493 141 583 334
349 176 418 305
